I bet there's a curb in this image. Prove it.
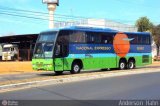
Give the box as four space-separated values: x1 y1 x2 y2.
0 68 160 93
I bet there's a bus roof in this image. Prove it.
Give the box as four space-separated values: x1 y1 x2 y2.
41 26 151 36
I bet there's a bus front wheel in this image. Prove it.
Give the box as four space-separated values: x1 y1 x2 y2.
71 63 81 74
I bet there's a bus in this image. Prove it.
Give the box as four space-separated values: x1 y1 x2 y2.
32 26 152 74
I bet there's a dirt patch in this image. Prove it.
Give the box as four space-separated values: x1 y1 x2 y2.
0 61 34 75
0 61 159 75
147 61 160 66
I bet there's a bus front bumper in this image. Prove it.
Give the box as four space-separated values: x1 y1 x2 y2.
32 59 54 71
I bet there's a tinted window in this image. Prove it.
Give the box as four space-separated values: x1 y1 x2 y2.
128 34 150 45
101 33 114 44
138 36 142 44
57 30 69 44
86 32 114 44
38 32 57 42
55 30 69 57
70 31 86 43
128 34 138 44
142 36 150 44
86 32 101 43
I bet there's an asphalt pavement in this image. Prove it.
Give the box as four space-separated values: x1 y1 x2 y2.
1 71 160 100
0 71 54 82
0 65 159 83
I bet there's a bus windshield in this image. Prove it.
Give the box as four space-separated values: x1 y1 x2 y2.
33 31 57 58
34 43 54 58
38 32 57 42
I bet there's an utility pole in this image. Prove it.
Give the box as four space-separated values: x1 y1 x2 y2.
42 0 59 29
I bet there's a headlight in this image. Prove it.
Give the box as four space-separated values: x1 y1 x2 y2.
46 64 52 67
32 64 36 67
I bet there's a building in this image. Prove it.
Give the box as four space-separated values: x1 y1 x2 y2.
0 34 38 61
55 19 137 32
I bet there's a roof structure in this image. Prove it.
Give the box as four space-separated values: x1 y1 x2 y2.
0 34 38 44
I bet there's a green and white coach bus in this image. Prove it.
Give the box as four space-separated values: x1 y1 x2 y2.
32 26 152 74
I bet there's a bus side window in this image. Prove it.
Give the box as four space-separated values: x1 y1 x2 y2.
70 31 86 43
87 32 94 43
128 34 138 44
142 36 150 45
104 40 108 44
138 36 142 44
86 32 101 44
101 33 113 44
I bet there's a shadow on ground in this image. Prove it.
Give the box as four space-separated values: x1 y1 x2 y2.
38 65 160 77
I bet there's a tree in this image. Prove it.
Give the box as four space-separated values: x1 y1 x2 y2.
135 16 153 32
152 25 160 56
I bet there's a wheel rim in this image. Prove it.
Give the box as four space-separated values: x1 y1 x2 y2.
129 62 134 69
74 65 80 72
120 62 125 69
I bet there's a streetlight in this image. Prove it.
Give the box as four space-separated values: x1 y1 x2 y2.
42 0 59 29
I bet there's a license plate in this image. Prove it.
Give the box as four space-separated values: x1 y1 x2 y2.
37 63 43 67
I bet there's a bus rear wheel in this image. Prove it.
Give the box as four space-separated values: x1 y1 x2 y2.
119 60 126 70
55 71 63 75
71 63 81 74
128 60 135 69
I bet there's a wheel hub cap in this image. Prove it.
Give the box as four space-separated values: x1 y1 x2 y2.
74 65 79 72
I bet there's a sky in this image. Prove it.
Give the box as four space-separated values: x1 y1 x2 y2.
0 0 160 36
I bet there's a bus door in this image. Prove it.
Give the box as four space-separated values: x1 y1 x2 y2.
54 30 69 71
54 44 69 71
54 44 64 71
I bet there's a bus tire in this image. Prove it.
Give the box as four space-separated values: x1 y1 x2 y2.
55 71 63 75
119 60 126 70
128 60 135 69
71 63 81 74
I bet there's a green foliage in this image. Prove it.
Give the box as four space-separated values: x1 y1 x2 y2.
136 16 153 32
152 25 160 45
